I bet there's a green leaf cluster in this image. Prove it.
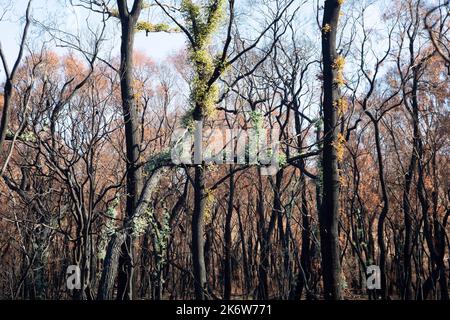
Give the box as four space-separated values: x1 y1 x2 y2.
180 0 227 125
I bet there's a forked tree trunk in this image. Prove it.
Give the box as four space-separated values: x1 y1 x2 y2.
97 167 164 300
97 232 126 300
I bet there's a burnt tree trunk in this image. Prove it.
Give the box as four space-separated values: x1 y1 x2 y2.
223 169 234 299
402 145 416 300
292 173 312 300
319 0 343 300
373 120 389 300
192 163 208 299
116 0 144 300
0 1 31 154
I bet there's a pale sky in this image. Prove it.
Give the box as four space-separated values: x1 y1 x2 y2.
0 0 186 80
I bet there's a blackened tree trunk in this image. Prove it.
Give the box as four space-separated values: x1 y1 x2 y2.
291 173 312 300
291 100 313 300
319 0 343 300
192 162 208 299
236 202 251 296
273 169 289 297
256 170 278 299
0 0 32 154
116 0 144 300
97 232 127 300
373 121 389 300
412 63 449 300
172 0 228 300
256 170 268 299
402 148 416 300
223 169 234 299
